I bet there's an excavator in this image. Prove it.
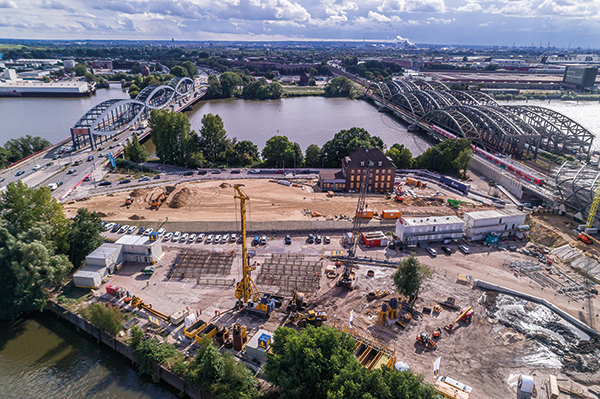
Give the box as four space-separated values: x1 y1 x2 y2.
447 199 476 209
233 185 276 319
293 309 328 327
287 287 306 312
150 191 167 210
444 306 474 333
416 332 437 350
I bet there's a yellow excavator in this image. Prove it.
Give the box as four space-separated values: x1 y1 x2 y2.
293 309 328 327
233 185 276 318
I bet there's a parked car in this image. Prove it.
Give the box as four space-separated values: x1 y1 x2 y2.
172 231 181 241
138 226 146 235
427 248 437 257
206 234 214 243
163 232 173 241
111 223 122 233
119 224 129 233
197 233 205 242
144 228 153 236
98 181 112 186
252 235 260 245
180 233 189 242
307 233 315 244
104 222 115 231
315 235 322 244
100 221 107 228
214 234 222 243
52 154 60 160
153 174 161 179
184 171 194 176
260 235 267 245
119 179 131 184
284 235 292 245
237 235 243 244
230 169 241 174
458 245 470 254
157 228 166 236
197 170 207 175
127 226 137 234
324 236 331 244
221 234 229 244
139 176 150 181
189 234 197 242
230 234 237 242
441 246 453 255
211 169 221 174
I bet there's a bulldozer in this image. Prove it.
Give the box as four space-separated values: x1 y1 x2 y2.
293 309 328 327
416 332 437 350
125 197 134 208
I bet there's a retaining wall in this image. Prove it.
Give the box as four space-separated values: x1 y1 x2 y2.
474 279 600 339
45 301 202 399
470 156 523 199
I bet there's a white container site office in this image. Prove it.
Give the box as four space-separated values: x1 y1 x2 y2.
396 215 465 245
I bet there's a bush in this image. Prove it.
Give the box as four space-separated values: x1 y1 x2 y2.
81 303 124 335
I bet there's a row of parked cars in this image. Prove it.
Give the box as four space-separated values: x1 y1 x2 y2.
426 244 470 257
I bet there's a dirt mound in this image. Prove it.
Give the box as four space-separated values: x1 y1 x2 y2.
219 182 231 189
96 212 108 217
129 214 146 220
169 188 191 208
130 188 149 198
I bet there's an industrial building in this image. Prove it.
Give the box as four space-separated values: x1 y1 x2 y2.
562 65 598 91
463 209 527 241
0 70 92 97
396 216 465 245
72 236 163 288
245 328 273 364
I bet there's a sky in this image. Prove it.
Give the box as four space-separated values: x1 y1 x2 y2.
0 0 598 48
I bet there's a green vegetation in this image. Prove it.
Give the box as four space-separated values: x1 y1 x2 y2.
321 127 385 168
0 135 52 168
123 134 149 163
128 74 176 99
413 138 472 176
304 144 322 168
68 208 104 269
198 113 229 164
81 303 124 335
393 253 433 304
324 76 361 99
341 57 404 81
243 77 284 100
386 144 412 169
261 135 303 168
265 326 440 399
149 109 200 167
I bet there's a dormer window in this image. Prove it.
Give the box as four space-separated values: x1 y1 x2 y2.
360 161 365 166
378 161 382 166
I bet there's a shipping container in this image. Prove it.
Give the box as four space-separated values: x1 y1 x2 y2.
357 209 374 218
382 210 401 219
440 176 471 193
361 231 388 247
73 270 102 289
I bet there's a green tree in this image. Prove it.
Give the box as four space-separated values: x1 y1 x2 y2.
262 135 303 168
414 138 472 175
233 140 260 166
149 109 198 167
81 303 124 335
386 144 412 169
170 65 189 77
321 127 385 168
199 113 230 163
211 353 258 399
219 72 243 98
0 221 72 319
68 208 103 269
1 181 70 253
128 83 140 99
207 74 223 98
129 325 144 347
4 135 52 162
123 134 149 163
453 147 472 178
393 253 432 303
305 144 321 168
324 76 360 99
73 63 87 76
181 61 198 77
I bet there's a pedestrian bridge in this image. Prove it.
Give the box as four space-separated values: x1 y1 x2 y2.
71 77 199 149
365 80 594 159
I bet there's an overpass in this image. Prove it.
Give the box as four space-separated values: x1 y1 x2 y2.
70 77 205 150
364 80 594 160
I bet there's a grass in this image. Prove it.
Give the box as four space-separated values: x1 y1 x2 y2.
283 85 325 94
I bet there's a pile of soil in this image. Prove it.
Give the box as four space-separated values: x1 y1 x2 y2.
530 222 567 247
130 188 149 198
219 182 231 189
169 188 192 208
97 212 108 217
130 214 146 220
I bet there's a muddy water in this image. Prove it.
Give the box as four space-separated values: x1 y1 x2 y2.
0 313 179 399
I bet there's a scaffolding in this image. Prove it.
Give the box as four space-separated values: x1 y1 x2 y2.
167 249 234 284
255 254 321 296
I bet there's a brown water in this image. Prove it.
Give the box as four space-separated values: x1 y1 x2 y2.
0 313 179 399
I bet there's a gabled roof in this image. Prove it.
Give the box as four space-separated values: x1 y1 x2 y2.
342 147 395 169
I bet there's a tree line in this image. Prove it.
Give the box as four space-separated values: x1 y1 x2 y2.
0 182 104 319
0 135 52 168
144 110 472 177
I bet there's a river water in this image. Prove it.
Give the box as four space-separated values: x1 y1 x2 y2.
0 313 179 399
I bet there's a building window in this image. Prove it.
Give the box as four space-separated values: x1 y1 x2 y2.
387 175 391 181
375 175 379 181
350 183 354 189
350 175 354 181
356 175 361 181
376 169 379 174
388 169 392 174
375 182 379 188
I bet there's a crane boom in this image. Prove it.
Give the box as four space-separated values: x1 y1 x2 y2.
233 185 260 303
586 180 600 229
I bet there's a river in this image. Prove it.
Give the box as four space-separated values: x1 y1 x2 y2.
0 313 179 399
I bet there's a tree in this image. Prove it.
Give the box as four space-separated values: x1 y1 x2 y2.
305 144 321 168
233 140 260 166
414 138 472 175
181 61 198 77
4 135 52 162
393 253 433 304
199 113 230 164
123 134 149 163
453 147 472 178
68 208 103 269
73 63 87 76
0 221 72 319
219 72 243 98
262 135 303 168
321 127 385 168
149 109 198 167
81 303 124 335
1 181 70 253
207 74 223 98
324 76 360 98
386 144 412 169
171 65 189 77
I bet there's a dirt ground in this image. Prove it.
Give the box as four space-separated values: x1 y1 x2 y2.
63 177 497 222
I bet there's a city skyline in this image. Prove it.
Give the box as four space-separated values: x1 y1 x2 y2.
0 0 598 48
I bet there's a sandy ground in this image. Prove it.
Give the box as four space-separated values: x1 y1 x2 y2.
63 177 497 222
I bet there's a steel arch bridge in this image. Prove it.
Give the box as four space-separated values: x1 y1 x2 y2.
555 162 600 218
71 77 195 149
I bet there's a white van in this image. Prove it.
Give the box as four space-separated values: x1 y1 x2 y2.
47 183 58 191
438 376 472 393
33 165 42 171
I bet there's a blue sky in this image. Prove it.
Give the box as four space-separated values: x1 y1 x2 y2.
0 0 598 47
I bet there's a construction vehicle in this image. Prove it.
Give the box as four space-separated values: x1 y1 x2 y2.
578 232 593 245
130 295 171 323
432 327 442 338
438 297 461 311
125 197 134 208
338 161 372 290
293 309 328 327
233 185 276 318
444 306 474 333
416 332 436 349
287 287 306 312
447 199 476 209
150 191 167 210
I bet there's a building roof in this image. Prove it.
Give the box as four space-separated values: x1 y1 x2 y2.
115 235 152 246
0 81 88 88
319 169 345 181
247 328 273 350
463 208 526 220
399 215 464 227
86 243 121 260
342 147 395 170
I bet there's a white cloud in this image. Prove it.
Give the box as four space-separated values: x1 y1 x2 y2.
456 1 483 12
378 0 446 13
0 0 17 8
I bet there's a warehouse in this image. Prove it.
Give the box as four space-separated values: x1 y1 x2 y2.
396 216 465 245
115 235 163 263
463 209 527 241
